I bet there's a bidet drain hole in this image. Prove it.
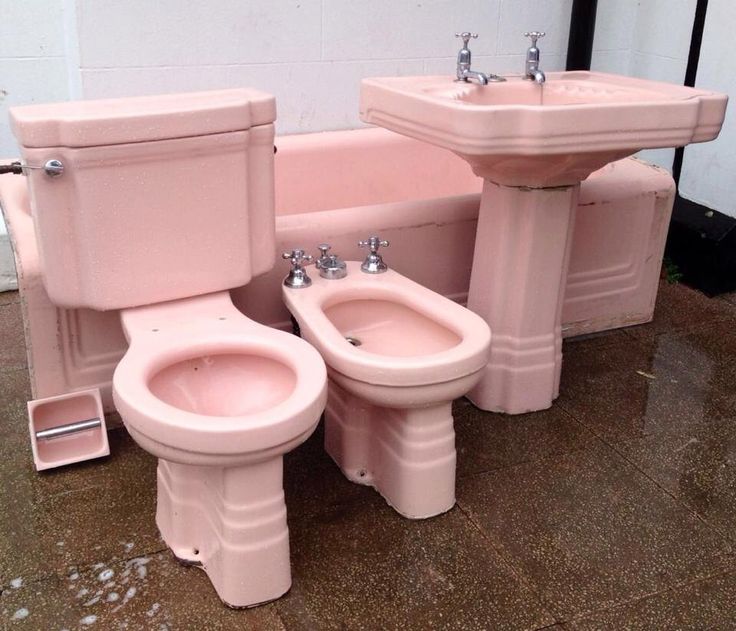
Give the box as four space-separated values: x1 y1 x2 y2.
358 469 367 478
346 336 362 347
192 548 199 555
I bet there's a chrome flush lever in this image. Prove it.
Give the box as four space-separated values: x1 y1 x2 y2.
0 159 64 177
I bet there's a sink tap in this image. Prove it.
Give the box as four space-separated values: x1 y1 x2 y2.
524 31 546 84
455 32 487 84
454 32 505 85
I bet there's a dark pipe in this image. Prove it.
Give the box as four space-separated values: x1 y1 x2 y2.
672 0 709 184
0 161 23 175
566 0 598 71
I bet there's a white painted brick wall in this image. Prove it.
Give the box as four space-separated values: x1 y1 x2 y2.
592 0 697 171
0 0 708 288
678 0 736 218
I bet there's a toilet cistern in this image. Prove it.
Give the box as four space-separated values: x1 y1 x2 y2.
358 235 390 273
524 31 546 84
282 248 313 288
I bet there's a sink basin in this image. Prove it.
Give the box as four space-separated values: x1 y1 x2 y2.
360 71 727 415
360 71 727 187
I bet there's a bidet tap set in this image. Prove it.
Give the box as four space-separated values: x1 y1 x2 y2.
282 236 388 287
456 30 546 85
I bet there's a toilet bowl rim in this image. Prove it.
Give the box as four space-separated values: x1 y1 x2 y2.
112 320 327 455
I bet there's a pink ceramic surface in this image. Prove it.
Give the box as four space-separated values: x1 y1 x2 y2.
9 89 329 608
467 182 577 413
360 71 728 186
27 388 108 471
114 291 325 464
283 262 490 389
155 457 290 608
114 290 326 607
361 72 726 413
283 261 490 518
10 88 275 148
325 380 456 519
10 90 276 310
1 130 675 413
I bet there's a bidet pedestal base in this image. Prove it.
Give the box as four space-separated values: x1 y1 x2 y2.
466 180 578 414
324 380 456 519
155 457 291 608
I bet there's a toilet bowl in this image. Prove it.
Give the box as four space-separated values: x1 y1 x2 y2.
10 88 328 607
283 259 491 518
114 291 326 607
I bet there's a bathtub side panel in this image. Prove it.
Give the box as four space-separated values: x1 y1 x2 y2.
2 128 675 418
562 158 676 336
0 174 125 417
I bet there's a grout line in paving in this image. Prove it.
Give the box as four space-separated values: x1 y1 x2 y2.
1 545 170 594
456 436 596 481
454 500 561 627
555 397 736 551
458 429 735 623
562 565 736 625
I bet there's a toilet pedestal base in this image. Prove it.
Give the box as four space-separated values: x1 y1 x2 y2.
155 457 291 608
324 380 456 519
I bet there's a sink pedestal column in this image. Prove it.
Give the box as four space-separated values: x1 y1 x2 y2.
466 180 578 414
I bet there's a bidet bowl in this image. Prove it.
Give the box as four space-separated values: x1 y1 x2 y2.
360 71 728 186
283 261 491 389
323 298 462 357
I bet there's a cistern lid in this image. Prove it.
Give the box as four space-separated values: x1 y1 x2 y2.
11 88 276 148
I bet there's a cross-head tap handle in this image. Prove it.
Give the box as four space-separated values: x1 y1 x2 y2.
524 31 545 47
455 32 478 47
317 243 331 259
282 248 313 267
358 236 390 253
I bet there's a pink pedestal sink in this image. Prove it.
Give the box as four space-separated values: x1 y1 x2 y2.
361 71 728 413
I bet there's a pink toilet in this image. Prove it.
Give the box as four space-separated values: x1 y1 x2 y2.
10 89 327 608
283 241 491 518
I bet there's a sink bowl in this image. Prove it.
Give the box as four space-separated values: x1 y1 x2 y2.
360 71 728 186
360 70 727 415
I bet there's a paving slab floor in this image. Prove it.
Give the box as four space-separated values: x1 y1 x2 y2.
1 280 735 630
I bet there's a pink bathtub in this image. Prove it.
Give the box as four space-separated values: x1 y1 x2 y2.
1 127 674 415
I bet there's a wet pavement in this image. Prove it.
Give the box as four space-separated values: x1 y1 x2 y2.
0 280 735 629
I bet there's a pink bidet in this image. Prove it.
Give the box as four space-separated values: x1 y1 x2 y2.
283 261 490 519
113 291 326 607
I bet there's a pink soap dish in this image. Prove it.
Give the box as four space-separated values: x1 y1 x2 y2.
28 388 109 471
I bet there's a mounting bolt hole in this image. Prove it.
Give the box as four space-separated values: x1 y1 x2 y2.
358 469 367 478
193 548 199 555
